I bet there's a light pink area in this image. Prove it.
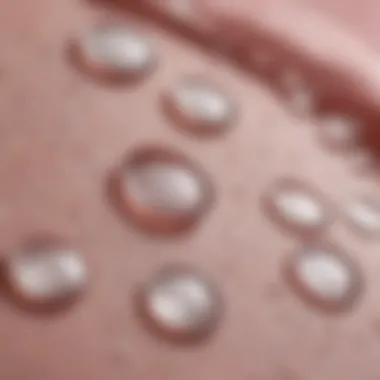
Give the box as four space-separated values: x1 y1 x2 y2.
203 0 380 110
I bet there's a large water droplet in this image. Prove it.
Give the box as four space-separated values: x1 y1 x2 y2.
285 244 363 312
137 265 223 341
69 24 156 83
263 179 330 237
111 146 214 235
2 238 88 310
163 77 236 137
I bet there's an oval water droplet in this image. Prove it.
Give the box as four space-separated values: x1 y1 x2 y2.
166 0 195 18
284 244 363 312
137 265 223 341
111 146 214 235
163 77 236 137
263 178 330 237
69 24 156 83
2 237 88 310
318 115 360 152
278 70 314 114
346 197 380 238
349 148 376 174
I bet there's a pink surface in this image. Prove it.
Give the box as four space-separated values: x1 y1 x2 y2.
1 1 380 379
202 0 380 114
295 0 380 48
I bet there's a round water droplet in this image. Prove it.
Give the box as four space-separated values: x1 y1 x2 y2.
2 238 88 310
318 115 360 151
163 77 236 137
263 179 330 237
346 197 380 237
111 146 214 235
70 24 156 83
137 265 223 341
285 244 363 312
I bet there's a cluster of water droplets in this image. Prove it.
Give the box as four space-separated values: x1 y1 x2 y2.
3 0 378 348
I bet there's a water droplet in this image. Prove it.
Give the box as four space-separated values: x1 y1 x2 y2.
2 238 88 310
166 0 195 18
263 179 329 237
164 77 236 137
285 244 363 312
70 24 156 83
346 197 380 237
137 265 223 341
318 115 360 151
111 146 214 235
279 70 314 114
350 148 375 173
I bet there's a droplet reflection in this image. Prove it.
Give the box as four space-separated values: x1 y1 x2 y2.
2 238 88 310
137 265 223 341
70 24 156 83
111 146 214 235
285 244 363 312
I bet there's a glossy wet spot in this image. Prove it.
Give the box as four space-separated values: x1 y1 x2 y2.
69 24 156 83
263 178 330 237
2 238 88 310
111 146 214 235
137 264 223 341
278 70 314 114
318 114 360 152
163 76 236 137
346 197 380 237
285 244 363 312
166 0 195 18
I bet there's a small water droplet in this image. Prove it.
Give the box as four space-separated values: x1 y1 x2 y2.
69 24 156 83
111 146 214 235
2 238 88 310
279 70 314 114
350 148 375 173
346 197 380 237
165 0 195 18
285 244 363 312
137 265 223 341
318 115 360 151
164 77 236 137
263 179 330 237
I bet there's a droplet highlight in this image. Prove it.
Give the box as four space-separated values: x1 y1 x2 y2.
137 265 223 341
285 244 363 312
2 238 88 310
111 146 214 235
263 179 330 237
346 197 380 237
166 0 195 18
318 115 360 151
164 77 236 137
70 24 156 83
279 70 314 114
